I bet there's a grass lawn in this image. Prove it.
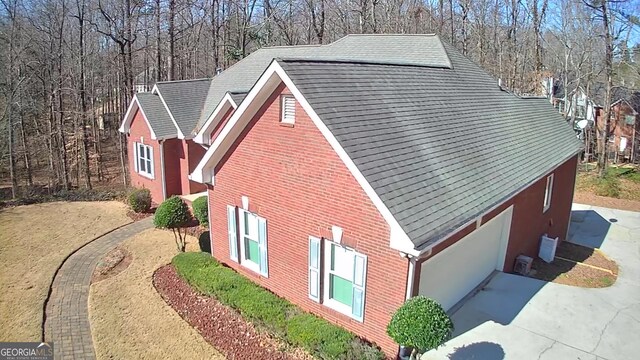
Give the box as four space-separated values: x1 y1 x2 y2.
574 165 640 211
0 201 130 341
89 229 224 360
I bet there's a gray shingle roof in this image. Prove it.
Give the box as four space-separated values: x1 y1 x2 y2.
135 93 177 138
229 92 248 106
278 41 583 249
196 35 450 131
155 78 212 135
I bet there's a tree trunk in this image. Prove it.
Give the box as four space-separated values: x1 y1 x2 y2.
597 1 613 177
77 0 92 189
19 110 33 187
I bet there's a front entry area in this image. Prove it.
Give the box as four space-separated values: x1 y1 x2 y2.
417 206 513 310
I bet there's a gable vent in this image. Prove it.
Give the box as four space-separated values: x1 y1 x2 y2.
281 95 296 125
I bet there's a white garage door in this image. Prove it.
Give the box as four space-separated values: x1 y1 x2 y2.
418 206 513 311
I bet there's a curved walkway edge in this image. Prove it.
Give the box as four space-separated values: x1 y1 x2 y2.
43 217 154 360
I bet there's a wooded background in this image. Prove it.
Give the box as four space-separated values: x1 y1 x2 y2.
0 0 638 198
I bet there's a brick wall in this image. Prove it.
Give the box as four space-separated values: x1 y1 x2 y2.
187 140 207 194
502 155 578 271
127 109 164 204
163 138 183 198
210 107 234 142
207 83 408 357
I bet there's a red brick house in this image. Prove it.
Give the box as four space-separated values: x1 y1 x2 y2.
190 35 583 357
119 79 212 203
595 92 639 163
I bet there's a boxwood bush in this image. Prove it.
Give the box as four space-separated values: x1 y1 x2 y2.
192 196 208 226
172 252 384 359
154 196 192 252
386 296 453 359
128 188 152 213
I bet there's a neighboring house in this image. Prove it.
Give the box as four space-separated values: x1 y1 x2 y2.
190 35 583 357
594 89 640 163
542 76 599 124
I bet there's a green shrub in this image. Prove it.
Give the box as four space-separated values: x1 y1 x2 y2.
128 188 152 213
154 196 192 252
172 252 384 359
192 196 208 226
594 176 621 198
286 313 355 358
387 296 453 358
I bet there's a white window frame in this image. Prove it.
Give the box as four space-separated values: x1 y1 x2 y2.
280 95 295 125
322 239 365 321
543 174 554 213
135 142 154 179
237 208 262 274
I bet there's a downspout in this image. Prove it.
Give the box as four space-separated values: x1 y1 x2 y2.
160 140 167 200
404 255 417 300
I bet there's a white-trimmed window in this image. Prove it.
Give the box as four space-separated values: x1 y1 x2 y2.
280 95 295 125
319 239 367 322
133 142 154 179
237 208 269 276
543 174 554 212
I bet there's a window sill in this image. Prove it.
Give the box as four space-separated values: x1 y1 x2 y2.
322 297 361 322
137 171 154 180
240 258 262 276
279 122 294 128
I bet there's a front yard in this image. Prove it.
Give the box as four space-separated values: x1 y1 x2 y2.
88 229 223 359
0 201 130 341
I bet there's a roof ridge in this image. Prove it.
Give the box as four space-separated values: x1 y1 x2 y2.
157 77 212 84
276 57 452 69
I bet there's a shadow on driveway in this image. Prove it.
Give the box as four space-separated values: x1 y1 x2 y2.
567 210 611 248
443 209 613 357
450 273 547 338
447 341 505 360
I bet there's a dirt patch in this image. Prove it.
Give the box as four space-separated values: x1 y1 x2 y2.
0 201 130 342
126 210 154 222
92 247 133 283
89 229 223 360
574 191 640 212
555 241 619 275
154 264 312 360
529 242 618 288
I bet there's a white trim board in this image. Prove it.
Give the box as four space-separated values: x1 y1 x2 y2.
190 60 416 255
193 92 238 145
152 84 185 139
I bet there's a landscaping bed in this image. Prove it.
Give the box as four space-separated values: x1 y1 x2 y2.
154 265 310 360
92 247 132 283
155 252 385 360
529 241 618 288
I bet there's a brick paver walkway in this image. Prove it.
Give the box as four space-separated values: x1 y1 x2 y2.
44 217 154 359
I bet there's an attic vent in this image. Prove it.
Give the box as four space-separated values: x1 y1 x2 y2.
281 95 295 125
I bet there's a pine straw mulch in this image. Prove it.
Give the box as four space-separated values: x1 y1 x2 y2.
92 247 133 283
529 241 618 288
153 264 313 360
126 209 155 222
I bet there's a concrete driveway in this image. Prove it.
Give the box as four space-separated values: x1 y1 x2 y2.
424 204 640 360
